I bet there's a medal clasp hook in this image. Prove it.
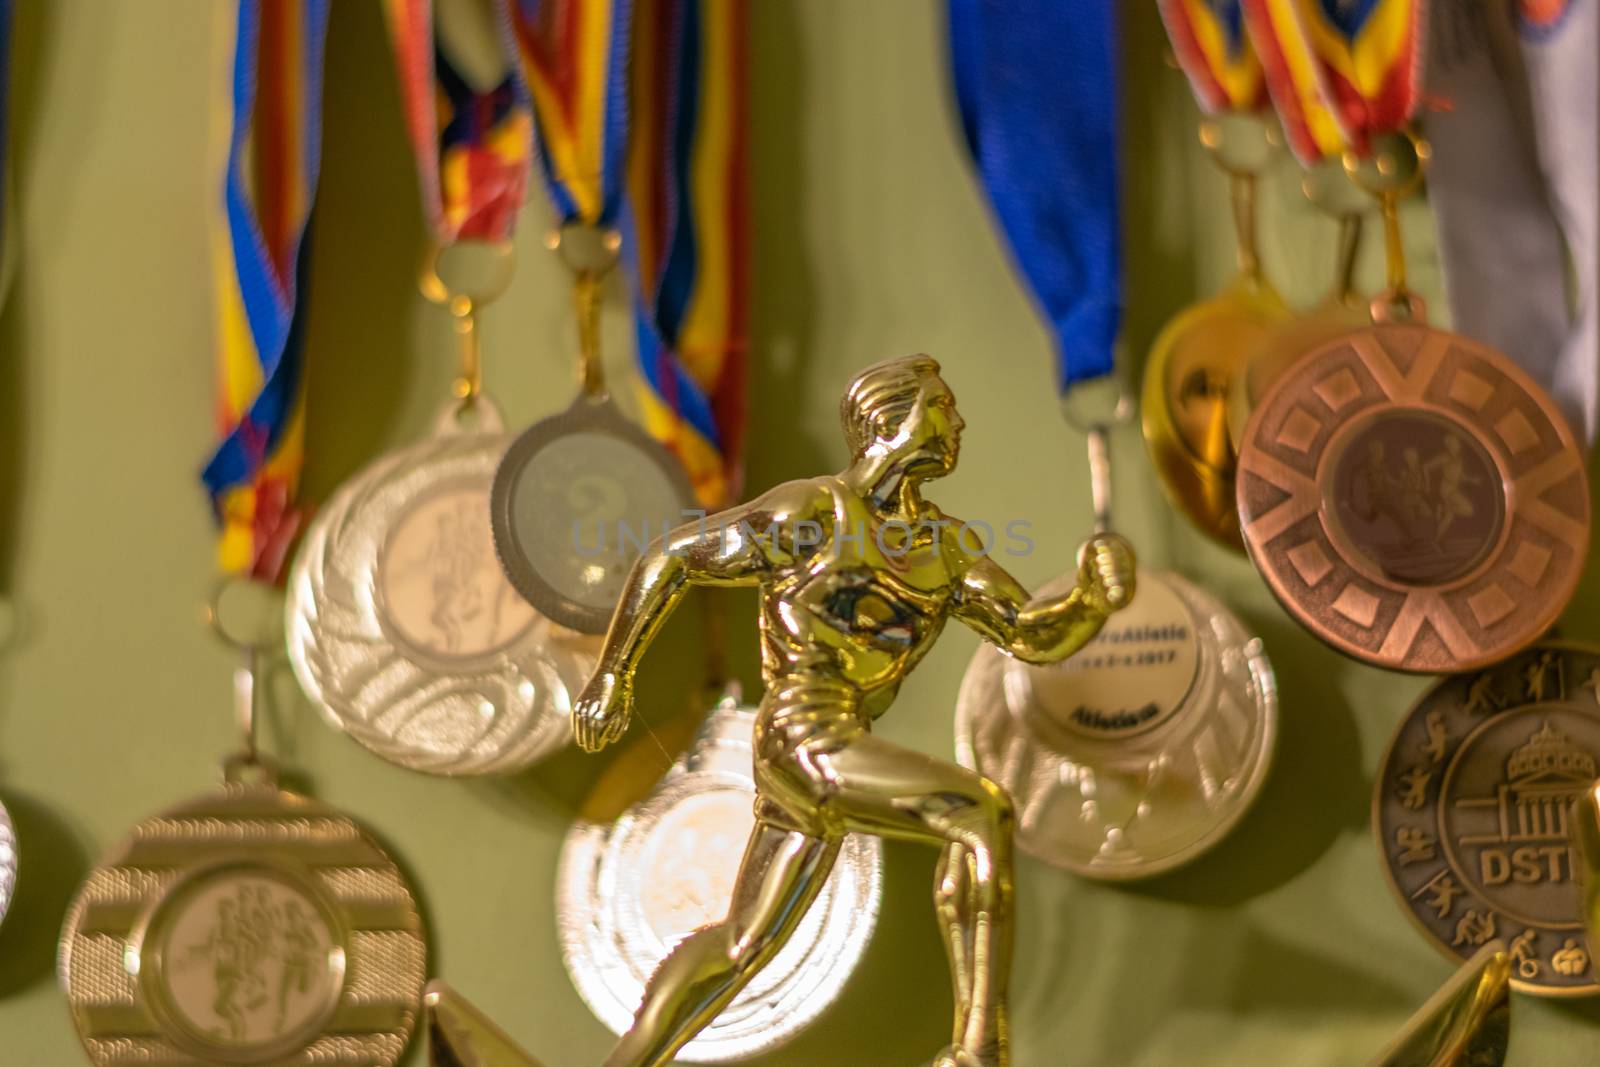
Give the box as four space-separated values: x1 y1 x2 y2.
204 577 284 785
546 224 623 399
420 239 518 409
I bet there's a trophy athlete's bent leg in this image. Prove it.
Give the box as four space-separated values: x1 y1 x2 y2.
823 733 1016 1067
602 820 841 1067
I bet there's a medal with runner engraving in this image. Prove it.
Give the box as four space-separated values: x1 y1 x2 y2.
1238 134 1591 673
490 227 695 635
557 699 882 1062
60 608 428 1064
287 396 598 775
956 569 1276 879
1374 642 1600 997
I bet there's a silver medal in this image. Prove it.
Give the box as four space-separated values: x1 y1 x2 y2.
490 395 695 635
956 570 1277 879
557 701 882 1062
286 398 598 775
0 798 14 928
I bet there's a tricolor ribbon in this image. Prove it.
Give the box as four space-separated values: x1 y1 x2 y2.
202 0 330 580
1280 0 1427 153
1157 0 1270 113
626 0 748 508
948 0 1122 391
386 0 532 243
503 0 633 229
1242 0 1350 161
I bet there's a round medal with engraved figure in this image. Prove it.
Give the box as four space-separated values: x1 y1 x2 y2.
1374 643 1600 996
60 777 428 1063
286 397 599 776
955 570 1277 880
556 703 883 1062
1238 323 1590 672
490 395 696 635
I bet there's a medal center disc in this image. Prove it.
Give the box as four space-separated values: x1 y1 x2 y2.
1439 706 1599 930
378 484 538 659
142 866 344 1057
633 790 753 947
509 432 686 611
1325 409 1505 586
1008 573 1200 745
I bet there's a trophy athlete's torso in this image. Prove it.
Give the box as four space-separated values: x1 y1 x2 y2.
748 475 977 834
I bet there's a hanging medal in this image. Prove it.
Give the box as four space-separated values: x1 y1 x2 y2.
1234 1 1591 673
1148 0 1290 550
1373 642 1600 996
557 694 882 1062
60 584 429 1064
947 3 1277 878
490 2 695 636
285 1 597 776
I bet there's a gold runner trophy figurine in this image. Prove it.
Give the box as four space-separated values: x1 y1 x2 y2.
573 356 1135 1067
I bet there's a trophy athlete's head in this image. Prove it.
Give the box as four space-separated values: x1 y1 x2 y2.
841 355 964 481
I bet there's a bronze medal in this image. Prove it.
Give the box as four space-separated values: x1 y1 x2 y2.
1237 322 1589 672
1373 643 1600 996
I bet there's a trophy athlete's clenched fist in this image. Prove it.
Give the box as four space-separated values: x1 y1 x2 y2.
574 669 633 753
1078 532 1136 616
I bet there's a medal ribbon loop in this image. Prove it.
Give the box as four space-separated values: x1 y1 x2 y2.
202 0 331 581
947 0 1122 392
627 0 748 509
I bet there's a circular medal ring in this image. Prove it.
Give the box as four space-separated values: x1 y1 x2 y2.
955 571 1277 880
59 765 428 1064
0 799 15 928
1236 322 1590 673
557 703 883 1062
1373 643 1600 996
286 397 598 776
490 393 695 635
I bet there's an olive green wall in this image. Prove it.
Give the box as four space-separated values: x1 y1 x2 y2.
1 2 1597 1065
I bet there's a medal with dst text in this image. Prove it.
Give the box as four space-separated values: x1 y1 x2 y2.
1238 135 1591 673
490 226 694 636
1374 642 1600 997
60 618 428 1063
557 699 882 1063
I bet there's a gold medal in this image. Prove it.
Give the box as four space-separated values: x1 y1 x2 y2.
1143 114 1290 550
62 597 429 1063
59 760 428 1064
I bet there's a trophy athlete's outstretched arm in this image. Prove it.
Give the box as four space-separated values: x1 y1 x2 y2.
954 535 1136 666
575 480 830 752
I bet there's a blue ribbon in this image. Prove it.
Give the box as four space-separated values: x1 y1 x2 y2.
948 0 1122 391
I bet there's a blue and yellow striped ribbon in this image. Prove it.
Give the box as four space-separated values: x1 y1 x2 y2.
627 0 748 508
504 0 632 228
201 0 330 580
